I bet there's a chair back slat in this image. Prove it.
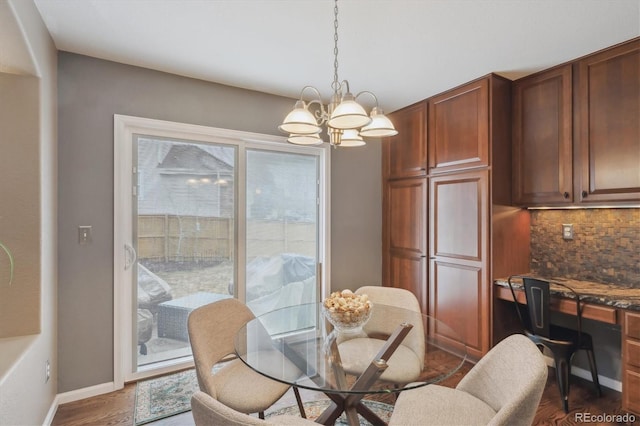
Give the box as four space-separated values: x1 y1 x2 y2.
523 278 551 337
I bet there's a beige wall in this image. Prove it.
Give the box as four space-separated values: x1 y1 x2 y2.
58 52 382 392
0 0 58 425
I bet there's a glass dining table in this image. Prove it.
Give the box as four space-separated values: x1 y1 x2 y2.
234 302 468 426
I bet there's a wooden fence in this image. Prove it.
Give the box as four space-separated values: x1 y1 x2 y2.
137 215 315 262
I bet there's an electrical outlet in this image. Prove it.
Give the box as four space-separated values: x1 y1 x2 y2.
562 224 574 240
45 359 50 383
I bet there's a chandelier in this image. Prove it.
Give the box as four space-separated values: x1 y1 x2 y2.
278 0 398 147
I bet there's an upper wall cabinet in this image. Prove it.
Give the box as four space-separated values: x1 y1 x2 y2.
512 38 640 207
575 39 640 204
428 78 489 174
512 65 573 205
383 100 427 179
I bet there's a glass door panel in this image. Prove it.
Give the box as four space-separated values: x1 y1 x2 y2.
134 135 235 369
244 149 319 329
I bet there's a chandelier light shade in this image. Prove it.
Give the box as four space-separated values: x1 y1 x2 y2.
327 92 372 129
279 0 397 147
359 107 399 137
287 133 324 145
277 100 322 135
339 129 366 147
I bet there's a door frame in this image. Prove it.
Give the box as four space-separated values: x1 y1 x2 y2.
113 114 331 387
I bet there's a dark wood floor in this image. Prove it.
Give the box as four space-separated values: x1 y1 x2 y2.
52 361 633 426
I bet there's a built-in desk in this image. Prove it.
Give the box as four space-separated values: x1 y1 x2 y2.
494 276 640 415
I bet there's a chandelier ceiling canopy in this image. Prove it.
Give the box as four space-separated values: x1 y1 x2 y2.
279 0 398 148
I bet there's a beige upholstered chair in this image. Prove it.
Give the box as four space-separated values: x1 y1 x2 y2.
389 333 548 426
337 286 425 385
187 298 304 419
191 390 315 426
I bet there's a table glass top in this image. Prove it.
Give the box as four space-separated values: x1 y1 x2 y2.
234 302 468 395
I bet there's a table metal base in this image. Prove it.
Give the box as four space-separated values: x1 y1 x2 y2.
315 323 413 426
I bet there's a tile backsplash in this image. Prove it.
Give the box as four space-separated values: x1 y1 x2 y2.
530 208 639 287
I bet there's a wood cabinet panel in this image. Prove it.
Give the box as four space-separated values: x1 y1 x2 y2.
429 78 489 173
624 367 640 415
575 39 640 203
431 175 482 261
387 252 427 315
430 261 485 355
387 178 427 254
622 310 640 414
626 339 640 369
626 311 640 339
512 65 573 205
384 101 427 179
429 170 489 359
382 177 427 313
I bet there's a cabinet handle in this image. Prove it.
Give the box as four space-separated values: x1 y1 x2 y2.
582 190 588 198
429 256 436 260
563 192 570 199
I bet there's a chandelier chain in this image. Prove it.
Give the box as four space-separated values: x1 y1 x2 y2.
332 0 339 93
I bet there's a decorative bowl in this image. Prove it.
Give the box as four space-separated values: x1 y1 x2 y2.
322 290 373 332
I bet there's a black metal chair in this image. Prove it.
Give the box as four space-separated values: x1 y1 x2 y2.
507 276 602 412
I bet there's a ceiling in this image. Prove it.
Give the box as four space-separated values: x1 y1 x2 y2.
34 0 639 112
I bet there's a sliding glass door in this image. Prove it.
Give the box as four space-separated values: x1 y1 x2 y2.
244 149 320 324
134 136 237 369
114 115 328 383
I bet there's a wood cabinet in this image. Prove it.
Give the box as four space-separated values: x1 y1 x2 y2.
384 73 528 360
429 170 489 359
512 38 640 206
512 65 573 205
428 78 489 174
575 39 640 204
383 100 427 179
382 177 428 314
427 74 527 360
623 310 640 415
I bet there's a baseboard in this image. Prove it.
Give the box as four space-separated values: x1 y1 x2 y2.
43 395 59 426
543 355 621 392
56 381 118 404
43 382 117 426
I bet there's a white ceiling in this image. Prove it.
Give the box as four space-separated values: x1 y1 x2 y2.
34 0 640 112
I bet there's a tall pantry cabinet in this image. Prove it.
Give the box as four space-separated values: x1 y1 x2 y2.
382 101 428 315
382 74 530 360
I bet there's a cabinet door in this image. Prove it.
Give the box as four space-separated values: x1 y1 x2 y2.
512 65 573 205
428 78 489 173
383 178 427 313
383 101 427 179
575 39 640 203
623 311 640 415
429 170 489 360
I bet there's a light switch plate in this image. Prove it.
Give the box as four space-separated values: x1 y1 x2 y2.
78 225 92 244
562 224 573 240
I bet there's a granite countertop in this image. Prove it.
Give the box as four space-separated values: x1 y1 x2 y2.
495 275 640 311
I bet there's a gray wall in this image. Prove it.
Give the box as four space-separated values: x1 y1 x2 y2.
331 145 382 290
58 52 382 392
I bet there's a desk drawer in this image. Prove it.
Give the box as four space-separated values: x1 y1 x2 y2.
626 311 640 339
625 338 640 368
496 286 618 324
623 366 640 415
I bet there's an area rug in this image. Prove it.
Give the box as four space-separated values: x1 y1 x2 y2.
134 369 199 425
266 399 394 426
134 368 393 426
